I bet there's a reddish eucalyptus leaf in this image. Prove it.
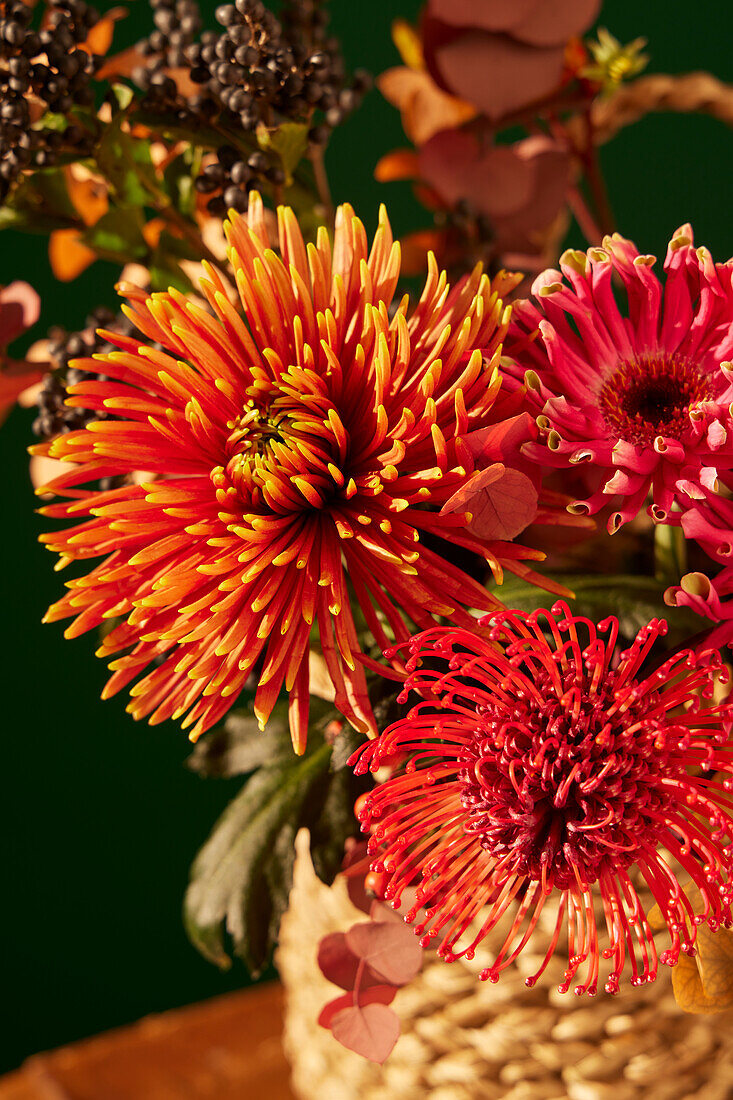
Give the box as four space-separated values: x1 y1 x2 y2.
442 463 538 540
318 985 397 1029
429 0 539 32
329 1002 401 1063
370 899 404 924
342 840 373 915
345 920 423 985
317 932 361 989
317 931 387 991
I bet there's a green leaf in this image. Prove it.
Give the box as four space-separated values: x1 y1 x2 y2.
184 700 369 976
163 148 202 219
96 120 158 206
307 763 364 886
110 83 135 112
81 206 147 260
184 738 332 975
0 168 78 232
148 258 194 295
257 120 309 183
32 111 69 133
491 572 700 644
330 723 368 772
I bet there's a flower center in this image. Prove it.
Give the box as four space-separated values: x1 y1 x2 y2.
218 385 346 513
458 664 673 891
226 402 285 460
598 354 710 446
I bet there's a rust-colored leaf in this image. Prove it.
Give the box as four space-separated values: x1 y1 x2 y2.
318 985 397 1030
345 920 423 985
378 67 476 145
442 462 538 541
329 1002 401 1063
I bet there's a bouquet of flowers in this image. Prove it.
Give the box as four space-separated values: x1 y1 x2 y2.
7 0 733 1094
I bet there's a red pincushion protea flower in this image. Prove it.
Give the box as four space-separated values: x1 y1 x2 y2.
353 604 733 994
501 226 733 533
33 194 548 752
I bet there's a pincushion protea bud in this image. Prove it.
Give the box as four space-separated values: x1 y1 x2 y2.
354 604 733 995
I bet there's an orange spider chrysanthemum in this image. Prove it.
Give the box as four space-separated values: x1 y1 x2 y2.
35 194 547 752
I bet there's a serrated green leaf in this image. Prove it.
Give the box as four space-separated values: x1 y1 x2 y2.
132 109 255 155
187 705 293 778
307 764 366 886
184 740 332 976
257 120 309 182
330 723 368 772
0 205 75 233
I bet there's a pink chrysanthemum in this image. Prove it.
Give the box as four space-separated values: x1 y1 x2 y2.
34 194 556 752
354 604 733 994
502 226 733 533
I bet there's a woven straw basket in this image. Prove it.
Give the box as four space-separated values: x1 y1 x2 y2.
278 831 733 1100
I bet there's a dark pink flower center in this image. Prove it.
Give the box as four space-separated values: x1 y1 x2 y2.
459 662 676 891
598 354 710 446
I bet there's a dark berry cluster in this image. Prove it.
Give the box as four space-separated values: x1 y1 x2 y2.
143 0 201 68
33 306 130 439
0 0 100 196
134 0 370 212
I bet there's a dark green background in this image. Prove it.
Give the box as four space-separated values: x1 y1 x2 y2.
2 0 732 1074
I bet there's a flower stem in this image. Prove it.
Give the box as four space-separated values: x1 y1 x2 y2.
654 521 687 585
310 146 334 226
566 185 604 245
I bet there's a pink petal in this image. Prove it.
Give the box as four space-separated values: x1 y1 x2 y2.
0 281 41 346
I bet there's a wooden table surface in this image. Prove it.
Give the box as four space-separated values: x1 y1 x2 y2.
0 983 296 1099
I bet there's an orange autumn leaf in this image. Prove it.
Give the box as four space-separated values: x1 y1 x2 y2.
378 67 476 146
49 228 97 281
649 882 733 1013
79 6 126 56
398 228 445 276
671 925 733 1014
374 149 419 183
97 44 146 81
64 167 109 228
142 217 166 250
